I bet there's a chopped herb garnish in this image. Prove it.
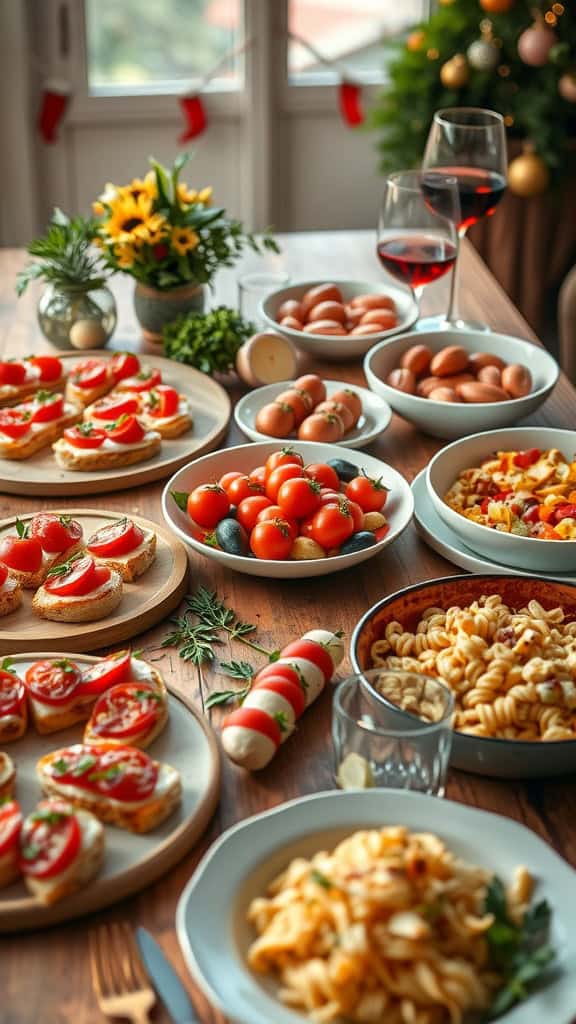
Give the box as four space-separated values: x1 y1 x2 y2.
21 844 40 861
310 869 333 890
88 764 122 782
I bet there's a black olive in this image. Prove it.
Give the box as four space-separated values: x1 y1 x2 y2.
326 458 358 483
227 504 238 519
215 518 249 556
339 531 377 555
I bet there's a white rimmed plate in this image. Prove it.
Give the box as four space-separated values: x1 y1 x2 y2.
176 789 576 1024
234 380 392 449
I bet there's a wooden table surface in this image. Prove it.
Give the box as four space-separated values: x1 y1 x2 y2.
1 233 575 1024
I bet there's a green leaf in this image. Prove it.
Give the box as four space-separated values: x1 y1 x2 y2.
218 660 254 682
310 869 333 890
170 489 189 512
205 683 251 709
150 159 172 208
1 657 15 673
15 518 28 539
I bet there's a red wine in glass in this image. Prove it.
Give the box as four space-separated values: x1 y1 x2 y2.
377 235 457 289
422 167 507 232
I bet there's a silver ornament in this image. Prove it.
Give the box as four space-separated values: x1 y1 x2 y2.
467 38 500 72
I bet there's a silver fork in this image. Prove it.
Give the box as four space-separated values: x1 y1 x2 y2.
90 921 156 1023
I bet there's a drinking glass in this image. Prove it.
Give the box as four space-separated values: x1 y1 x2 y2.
332 670 454 797
238 271 290 326
377 170 460 330
422 107 508 328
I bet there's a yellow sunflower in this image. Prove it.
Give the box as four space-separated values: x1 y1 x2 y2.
143 214 168 247
171 226 200 255
121 170 157 203
113 241 139 269
177 183 198 205
197 186 213 205
92 182 119 216
102 193 155 243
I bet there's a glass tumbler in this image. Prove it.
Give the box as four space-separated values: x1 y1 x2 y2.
332 670 454 797
238 271 290 326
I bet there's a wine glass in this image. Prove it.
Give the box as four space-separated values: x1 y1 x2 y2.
377 170 460 328
422 107 508 328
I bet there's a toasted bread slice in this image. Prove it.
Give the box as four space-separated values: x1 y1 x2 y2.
0 373 67 408
83 683 169 750
87 528 157 582
0 698 28 743
4 541 84 590
140 410 193 439
0 848 20 889
28 693 94 735
0 401 82 460
52 432 161 471
22 807 104 905
0 576 23 615
31 569 123 623
65 375 113 408
0 751 16 798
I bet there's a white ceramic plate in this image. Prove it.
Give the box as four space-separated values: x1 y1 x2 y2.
427 427 576 572
364 328 559 440
0 653 220 932
162 441 414 579
260 279 418 361
234 380 392 450
411 469 576 582
177 789 576 1024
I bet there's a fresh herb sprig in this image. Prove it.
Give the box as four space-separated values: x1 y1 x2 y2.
16 208 107 296
204 660 255 710
163 306 255 375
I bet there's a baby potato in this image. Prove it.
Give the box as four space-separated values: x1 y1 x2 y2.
255 401 295 437
456 381 510 403
330 388 362 426
315 400 354 432
298 412 344 443
430 345 469 377
417 376 443 397
344 305 364 327
351 323 386 336
291 536 326 560
363 511 387 531
400 344 432 377
301 283 343 317
277 298 303 321
294 374 326 406
306 320 347 336
279 315 303 331
307 301 346 324
386 368 416 394
468 351 506 373
360 309 398 328
427 386 461 403
477 365 502 387
501 363 532 398
350 293 396 311
276 388 313 425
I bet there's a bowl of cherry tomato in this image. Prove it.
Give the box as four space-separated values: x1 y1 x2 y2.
162 442 414 578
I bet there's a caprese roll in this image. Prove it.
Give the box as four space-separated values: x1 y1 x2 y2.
0 798 22 888
0 751 16 798
0 513 84 589
0 663 28 742
0 355 66 407
0 561 22 617
221 629 344 770
52 416 161 471
84 682 168 749
19 798 104 905
86 517 156 582
31 555 123 623
25 657 91 734
0 391 82 460
37 743 181 833
137 385 193 439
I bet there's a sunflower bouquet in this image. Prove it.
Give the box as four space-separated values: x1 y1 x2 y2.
93 153 278 291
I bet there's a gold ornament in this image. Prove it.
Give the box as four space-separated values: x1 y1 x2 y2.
440 54 470 88
559 72 576 103
480 0 515 11
407 30 426 52
508 148 550 198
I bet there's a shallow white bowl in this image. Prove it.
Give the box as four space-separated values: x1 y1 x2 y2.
177 789 576 1024
234 380 392 449
427 427 576 572
364 328 559 440
162 441 413 579
260 278 418 361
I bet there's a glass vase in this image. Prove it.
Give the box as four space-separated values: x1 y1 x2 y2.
37 283 117 351
133 281 206 345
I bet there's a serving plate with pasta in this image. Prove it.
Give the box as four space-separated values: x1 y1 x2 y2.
176 789 576 1024
351 574 576 778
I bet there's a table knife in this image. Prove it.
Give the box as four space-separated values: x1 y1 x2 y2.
136 926 199 1023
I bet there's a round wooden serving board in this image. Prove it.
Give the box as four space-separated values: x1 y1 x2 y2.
0 653 220 932
0 352 231 496
0 509 189 654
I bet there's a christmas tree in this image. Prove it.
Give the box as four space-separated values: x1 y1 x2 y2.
371 0 576 197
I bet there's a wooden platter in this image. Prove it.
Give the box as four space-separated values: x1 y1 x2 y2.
0 509 189 654
0 352 231 496
0 653 220 932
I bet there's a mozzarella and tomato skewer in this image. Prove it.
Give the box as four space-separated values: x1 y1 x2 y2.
0 798 23 888
221 630 344 770
19 798 104 906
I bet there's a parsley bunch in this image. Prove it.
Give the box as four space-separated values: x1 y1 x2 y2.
162 305 255 375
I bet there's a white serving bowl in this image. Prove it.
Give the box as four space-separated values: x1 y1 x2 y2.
427 427 576 573
260 278 418 361
364 328 559 440
162 441 413 579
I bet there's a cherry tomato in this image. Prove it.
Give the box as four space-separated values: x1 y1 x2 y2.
71 359 108 390
63 423 107 449
279 638 334 681
0 669 26 717
30 513 83 554
20 801 81 879
275 389 312 426
294 374 326 406
106 414 146 445
219 471 244 498
345 475 388 513
31 393 64 423
144 385 179 418
25 659 81 705
551 504 576 524
187 483 230 528
299 516 316 539
374 524 390 542
252 675 306 719
319 489 345 506
256 505 298 540
0 525 43 573
311 504 354 550
265 448 304 478
227 475 265 505
79 649 132 694
117 368 161 393
110 351 140 382
28 355 63 382
277 477 321 520
236 495 273 533
305 463 340 491
0 409 31 439
265 463 304 503
345 499 364 532
250 519 293 560
250 465 267 487
45 556 104 597
513 448 541 470
90 395 139 421
0 361 26 386
88 683 163 739
87 518 143 557
0 801 22 858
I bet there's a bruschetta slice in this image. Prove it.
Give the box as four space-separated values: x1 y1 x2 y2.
25 657 92 735
114 367 162 394
0 750 16 798
37 743 181 833
137 385 193 439
65 358 114 407
82 391 140 426
0 562 22 615
0 798 22 888
52 416 161 471
0 391 82 460
0 663 28 742
86 518 156 582
19 798 104 905
0 513 84 590
0 355 66 407
84 682 168 749
32 555 123 623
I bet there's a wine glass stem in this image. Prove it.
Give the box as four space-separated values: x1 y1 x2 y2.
446 227 467 324
414 285 424 315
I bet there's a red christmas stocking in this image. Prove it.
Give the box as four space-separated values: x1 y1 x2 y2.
179 95 207 143
38 81 70 143
338 81 364 127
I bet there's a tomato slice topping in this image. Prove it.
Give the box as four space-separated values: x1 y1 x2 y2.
105 415 145 445
0 563 8 587
0 409 32 439
116 368 161 393
279 639 334 682
110 352 141 382
0 800 22 858
0 361 26 386
0 667 26 717
144 385 179 418
0 524 43 573
63 423 107 449
87 518 143 557
79 650 132 695
222 706 282 747
30 512 83 554
25 658 81 705
28 355 63 382
71 359 108 389
89 683 163 739
31 392 64 423
252 675 306 719
90 395 139 421
44 555 106 597
19 800 81 879
47 744 158 802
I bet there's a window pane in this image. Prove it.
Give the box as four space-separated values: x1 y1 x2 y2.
85 0 242 94
288 0 429 82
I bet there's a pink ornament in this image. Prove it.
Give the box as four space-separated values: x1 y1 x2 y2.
559 73 576 103
518 24 556 67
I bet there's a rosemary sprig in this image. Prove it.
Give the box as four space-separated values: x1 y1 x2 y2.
160 616 222 665
186 587 277 658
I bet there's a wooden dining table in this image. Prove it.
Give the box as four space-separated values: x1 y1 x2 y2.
1 232 575 1024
